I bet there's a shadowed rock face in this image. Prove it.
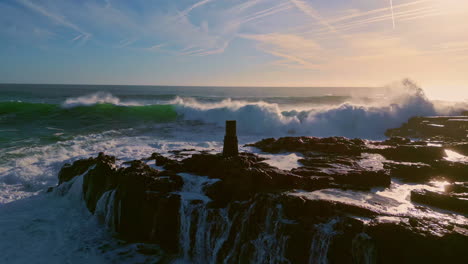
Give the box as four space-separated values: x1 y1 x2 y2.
55 134 467 263
57 153 183 253
366 217 468 264
411 189 468 215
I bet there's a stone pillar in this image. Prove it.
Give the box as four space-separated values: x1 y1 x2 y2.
223 120 238 157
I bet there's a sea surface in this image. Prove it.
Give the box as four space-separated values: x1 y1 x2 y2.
0 82 466 263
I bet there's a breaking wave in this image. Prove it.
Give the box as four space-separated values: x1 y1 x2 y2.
62 92 142 108
173 79 463 138
2 79 465 140
0 101 178 126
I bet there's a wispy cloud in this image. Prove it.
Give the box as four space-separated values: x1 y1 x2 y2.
3 0 468 87
167 0 293 56
328 6 437 33
16 0 91 44
117 38 138 48
241 33 323 68
389 0 396 29
178 0 216 18
327 0 431 25
289 0 339 34
290 0 439 40
239 2 293 24
147 43 166 51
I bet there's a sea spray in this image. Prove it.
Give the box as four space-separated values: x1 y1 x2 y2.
2 79 464 142
176 173 294 263
62 92 142 108
95 189 117 231
308 218 341 264
247 204 291 264
178 173 222 262
352 233 376 264
170 79 448 138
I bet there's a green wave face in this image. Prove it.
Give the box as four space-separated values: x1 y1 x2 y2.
0 102 178 147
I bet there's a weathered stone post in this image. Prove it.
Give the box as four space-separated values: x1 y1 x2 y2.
223 120 238 157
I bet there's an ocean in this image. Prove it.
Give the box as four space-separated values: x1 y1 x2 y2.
0 82 466 263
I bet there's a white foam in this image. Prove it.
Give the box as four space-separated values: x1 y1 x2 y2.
0 175 106 263
56 79 464 140
444 149 468 163
0 174 162 263
290 180 467 224
257 153 303 170
0 128 224 204
62 92 142 108
171 79 442 139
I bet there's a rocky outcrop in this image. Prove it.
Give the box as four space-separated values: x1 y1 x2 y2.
247 136 366 155
385 115 468 140
411 189 468 215
55 133 468 263
445 182 468 193
374 145 446 163
366 217 468 264
83 153 118 213
384 160 468 183
57 153 183 253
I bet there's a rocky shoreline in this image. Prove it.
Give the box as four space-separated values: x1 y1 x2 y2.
52 117 467 263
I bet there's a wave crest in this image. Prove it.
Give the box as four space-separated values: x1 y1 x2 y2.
62 92 142 108
171 79 442 138
3 79 463 140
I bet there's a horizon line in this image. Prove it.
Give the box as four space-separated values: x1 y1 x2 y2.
0 82 383 89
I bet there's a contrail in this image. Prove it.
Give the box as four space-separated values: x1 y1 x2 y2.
390 0 396 29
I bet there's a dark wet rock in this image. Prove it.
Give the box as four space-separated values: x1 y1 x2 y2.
58 158 95 184
385 160 468 183
57 153 184 253
57 152 118 212
411 189 468 215
247 136 366 155
298 155 356 167
290 167 331 177
351 233 376 264
386 115 468 140
56 135 468 263
108 160 183 253
374 145 446 163
148 153 180 168
384 162 435 182
332 170 390 188
382 136 411 146
136 244 163 256
169 148 196 154
366 217 468 264
162 153 309 205
83 153 119 213
445 182 468 194
446 142 468 156
282 194 381 221
113 191 181 253
432 161 468 182
58 153 111 184
294 154 390 188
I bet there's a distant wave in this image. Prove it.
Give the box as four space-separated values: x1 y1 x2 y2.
2 79 466 139
172 79 465 138
62 92 143 108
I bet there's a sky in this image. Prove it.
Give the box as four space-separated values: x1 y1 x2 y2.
0 0 467 99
